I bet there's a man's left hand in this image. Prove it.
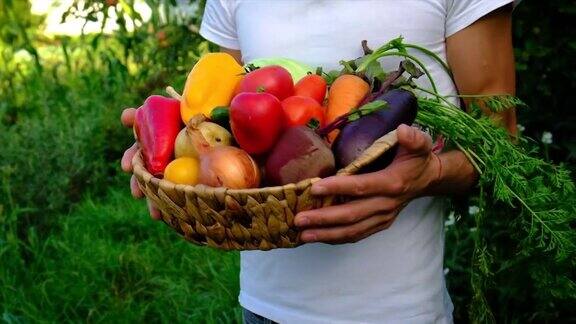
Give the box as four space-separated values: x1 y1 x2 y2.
294 124 442 244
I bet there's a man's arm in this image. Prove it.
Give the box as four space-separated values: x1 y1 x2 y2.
429 4 517 195
447 4 517 134
220 47 242 64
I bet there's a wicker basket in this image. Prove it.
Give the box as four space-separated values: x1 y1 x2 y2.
132 130 398 250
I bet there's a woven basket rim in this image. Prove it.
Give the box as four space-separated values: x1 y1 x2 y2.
132 151 321 194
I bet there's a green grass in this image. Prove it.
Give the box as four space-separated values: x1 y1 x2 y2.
0 185 242 323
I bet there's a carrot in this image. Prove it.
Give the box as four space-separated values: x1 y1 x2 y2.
325 74 370 142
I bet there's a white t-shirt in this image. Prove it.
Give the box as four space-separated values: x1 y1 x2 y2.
200 1 514 323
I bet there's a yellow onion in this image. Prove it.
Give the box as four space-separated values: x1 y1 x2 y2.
198 146 260 189
174 114 232 159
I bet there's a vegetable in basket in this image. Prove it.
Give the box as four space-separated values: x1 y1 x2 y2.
198 146 261 189
325 74 370 142
264 126 335 186
281 95 325 127
237 65 295 100
180 52 244 123
332 88 418 171
181 116 261 189
174 115 232 159
265 100 389 186
163 157 200 185
294 70 327 104
133 95 182 177
247 57 313 82
209 106 231 130
230 92 286 155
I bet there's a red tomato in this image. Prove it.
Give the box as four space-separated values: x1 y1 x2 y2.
294 74 327 104
281 96 325 127
230 92 285 155
238 65 294 100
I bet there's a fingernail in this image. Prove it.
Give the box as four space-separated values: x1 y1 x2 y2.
151 210 162 220
311 185 327 195
295 216 309 227
301 232 317 242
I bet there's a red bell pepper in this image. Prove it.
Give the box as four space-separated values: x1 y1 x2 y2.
134 95 182 176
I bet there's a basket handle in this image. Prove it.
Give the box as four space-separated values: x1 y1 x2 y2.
322 129 398 207
335 129 398 176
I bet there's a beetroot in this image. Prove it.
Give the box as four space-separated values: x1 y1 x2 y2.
265 126 335 186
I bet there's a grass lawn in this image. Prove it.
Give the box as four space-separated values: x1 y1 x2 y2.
0 186 241 323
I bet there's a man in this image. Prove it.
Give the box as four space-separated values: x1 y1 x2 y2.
121 0 518 322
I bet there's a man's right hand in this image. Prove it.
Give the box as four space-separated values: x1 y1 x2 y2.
120 108 162 220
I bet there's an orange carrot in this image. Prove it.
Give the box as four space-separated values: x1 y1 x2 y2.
325 74 370 142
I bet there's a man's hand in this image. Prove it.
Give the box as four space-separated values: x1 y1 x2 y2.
120 108 162 220
294 125 441 244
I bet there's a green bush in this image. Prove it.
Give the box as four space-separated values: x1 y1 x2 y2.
0 0 207 223
513 1 576 169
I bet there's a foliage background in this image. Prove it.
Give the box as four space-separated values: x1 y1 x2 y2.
0 0 574 322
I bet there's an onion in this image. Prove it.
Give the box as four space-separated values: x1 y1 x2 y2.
174 114 232 159
179 115 260 189
199 146 261 189
174 127 197 158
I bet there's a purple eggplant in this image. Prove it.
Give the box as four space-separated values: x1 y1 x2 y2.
333 88 418 172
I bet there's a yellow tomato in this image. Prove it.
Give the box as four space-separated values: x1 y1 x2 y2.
163 157 200 185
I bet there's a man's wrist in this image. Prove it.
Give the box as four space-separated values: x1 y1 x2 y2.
425 150 479 197
432 152 443 186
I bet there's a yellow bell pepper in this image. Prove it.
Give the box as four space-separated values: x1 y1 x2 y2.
180 53 244 124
